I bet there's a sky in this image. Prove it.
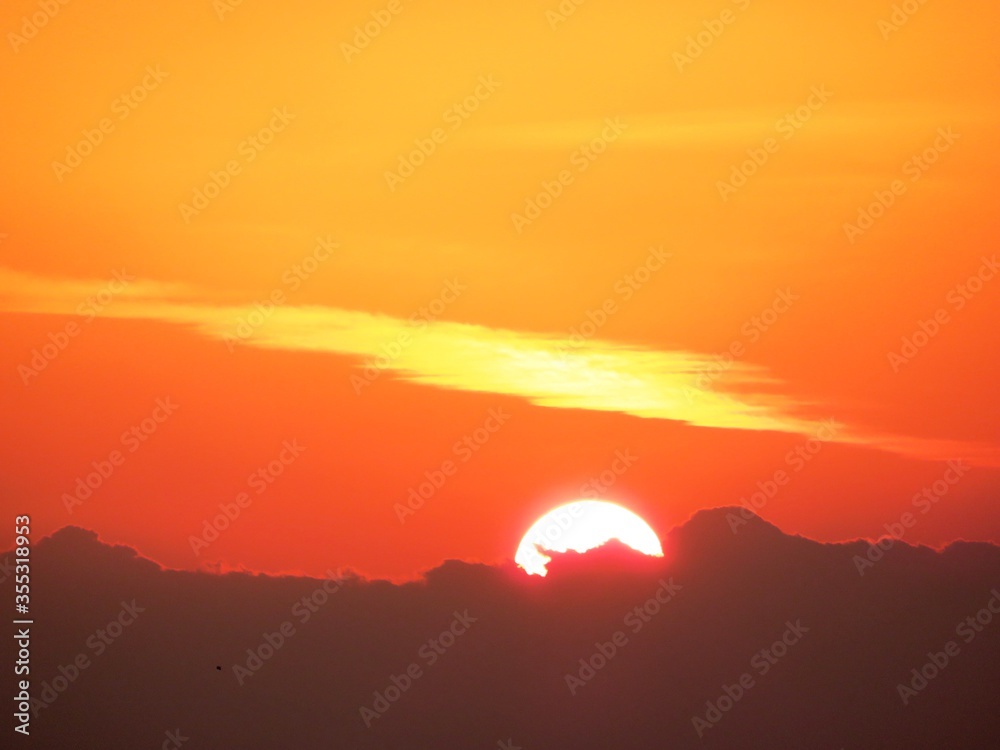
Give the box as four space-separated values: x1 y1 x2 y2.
1 0 999 579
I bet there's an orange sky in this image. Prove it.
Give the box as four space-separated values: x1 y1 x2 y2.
2 0 998 578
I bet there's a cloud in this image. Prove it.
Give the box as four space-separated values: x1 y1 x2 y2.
10 512 1000 748
2 267 998 466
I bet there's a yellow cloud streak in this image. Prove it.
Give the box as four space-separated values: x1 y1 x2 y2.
2 268 997 467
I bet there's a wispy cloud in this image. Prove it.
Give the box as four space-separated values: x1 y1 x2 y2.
2 268 997 467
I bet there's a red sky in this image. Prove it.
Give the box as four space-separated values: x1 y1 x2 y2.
1 0 998 579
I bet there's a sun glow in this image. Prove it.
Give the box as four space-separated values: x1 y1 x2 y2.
515 500 663 576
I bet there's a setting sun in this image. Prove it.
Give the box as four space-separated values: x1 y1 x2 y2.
515 500 664 576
